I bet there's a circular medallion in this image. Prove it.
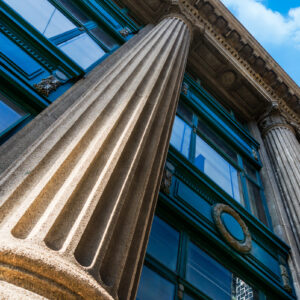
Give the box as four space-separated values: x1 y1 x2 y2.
212 203 252 253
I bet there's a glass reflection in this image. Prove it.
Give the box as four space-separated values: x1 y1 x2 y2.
186 242 259 300
58 33 105 69
0 95 26 133
170 116 192 158
136 266 175 300
195 135 241 202
147 216 179 271
4 0 76 38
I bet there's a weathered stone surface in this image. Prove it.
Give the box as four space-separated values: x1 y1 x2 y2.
0 16 191 299
259 110 300 298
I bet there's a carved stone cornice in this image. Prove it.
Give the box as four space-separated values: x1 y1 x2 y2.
118 0 300 127
258 102 300 139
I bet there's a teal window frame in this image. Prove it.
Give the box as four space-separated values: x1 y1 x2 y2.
0 0 140 143
170 76 273 228
139 213 272 300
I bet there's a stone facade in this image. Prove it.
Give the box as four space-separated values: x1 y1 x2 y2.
0 0 299 299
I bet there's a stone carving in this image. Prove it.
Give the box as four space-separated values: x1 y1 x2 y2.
33 75 62 97
212 203 252 253
182 82 189 95
280 264 292 293
119 27 131 37
160 162 175 194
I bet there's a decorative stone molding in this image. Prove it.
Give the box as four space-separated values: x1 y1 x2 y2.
258 103 296 137
160 162 175 194
33 75 63 97
280 264 292 293
181 82 189 94
120 0 300 126
212 204 252 253
119 27 131 37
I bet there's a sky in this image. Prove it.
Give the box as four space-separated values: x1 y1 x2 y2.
220 0 300 87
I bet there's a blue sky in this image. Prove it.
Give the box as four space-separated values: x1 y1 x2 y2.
220 0 300 87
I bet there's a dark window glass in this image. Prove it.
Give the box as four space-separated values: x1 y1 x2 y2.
0 94 27 133
244 160 258 182
136 266 175 300
246 179 268 226
186 242 232 299
147 216 179 271
197 117 237 163
90 27 119 50
195 135 242 203
185 294 196 300
170 116 192 158
177 101 193 124
56 0 90 23
186 242 259 300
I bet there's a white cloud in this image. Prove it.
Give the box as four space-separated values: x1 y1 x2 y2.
221 0 300 49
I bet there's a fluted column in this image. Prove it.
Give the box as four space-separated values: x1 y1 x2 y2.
0 15 191 300
259 109 300 295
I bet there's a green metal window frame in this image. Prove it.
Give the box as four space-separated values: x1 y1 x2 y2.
0 0 141 143
170 75 273 228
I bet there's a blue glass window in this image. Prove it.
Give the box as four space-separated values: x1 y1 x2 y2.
186 242 232 300
136 266 175 300
146 216 179 271
3 0 117 70
0 94 27 134
195 135 242 203
58 33 105 70
3 0 76 38
170 116 192 158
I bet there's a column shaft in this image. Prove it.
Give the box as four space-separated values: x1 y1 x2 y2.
261 116 300 296
0 16 191 300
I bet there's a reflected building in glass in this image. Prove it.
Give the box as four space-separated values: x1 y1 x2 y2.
0 0 299 299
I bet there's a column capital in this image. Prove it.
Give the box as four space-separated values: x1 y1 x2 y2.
160 0 207 40
258 103 296 137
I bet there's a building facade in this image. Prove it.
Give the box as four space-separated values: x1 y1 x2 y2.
0 0 299 299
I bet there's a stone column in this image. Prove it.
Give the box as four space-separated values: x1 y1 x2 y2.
0 15 191 300
259 109 300 296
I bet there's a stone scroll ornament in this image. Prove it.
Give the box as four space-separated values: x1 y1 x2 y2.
212 203 252 253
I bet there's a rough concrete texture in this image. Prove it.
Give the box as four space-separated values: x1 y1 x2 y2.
0 16 190 299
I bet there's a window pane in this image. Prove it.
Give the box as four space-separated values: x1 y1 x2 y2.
244 160 258 183
246 179 268 226
186 242 232 300
197 117 237 163
147 216 179 271
90 27 119 50
136 266 175 300
56 0 90 24
195 135 241 203
58 33 105 69
4 0 76 38
170 116 192 158
185 294 196 300
177 101 193 124
0 94 26 133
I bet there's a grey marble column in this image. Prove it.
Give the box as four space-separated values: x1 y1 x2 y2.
0 15 191 300
259 110 300 296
